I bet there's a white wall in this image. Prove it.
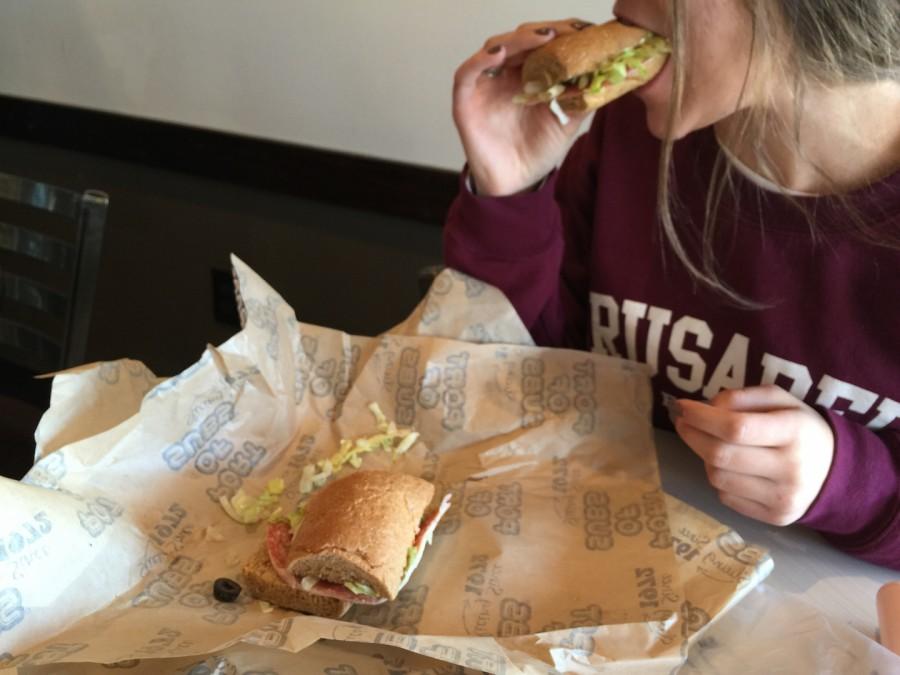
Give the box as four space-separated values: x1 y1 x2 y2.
0 1 612 171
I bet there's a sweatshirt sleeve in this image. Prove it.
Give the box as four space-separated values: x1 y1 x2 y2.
442 117 603 349
798 412 900 570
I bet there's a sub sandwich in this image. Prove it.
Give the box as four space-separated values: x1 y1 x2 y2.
516 20 671 122
242 470 451 618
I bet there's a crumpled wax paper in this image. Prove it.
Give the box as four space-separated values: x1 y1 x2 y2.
0 259 771 674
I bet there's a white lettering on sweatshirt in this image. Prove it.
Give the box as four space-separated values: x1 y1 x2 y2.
590 293 898 431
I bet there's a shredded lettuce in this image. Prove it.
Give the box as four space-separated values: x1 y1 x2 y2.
344 580 377 596
296 403 420 497
219 478 285 524
519 33 671 105
218 403 422 531
588 35 670 92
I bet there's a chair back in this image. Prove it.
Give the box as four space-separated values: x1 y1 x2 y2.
0 172 108 375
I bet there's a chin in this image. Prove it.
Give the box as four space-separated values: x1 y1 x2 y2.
643 107 670 140
638 95 698 142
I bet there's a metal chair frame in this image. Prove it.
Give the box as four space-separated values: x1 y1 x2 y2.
0 171 108 373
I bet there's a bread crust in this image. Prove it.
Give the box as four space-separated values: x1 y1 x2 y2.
287 471 435 600
523 20 652 90
241 545 350 618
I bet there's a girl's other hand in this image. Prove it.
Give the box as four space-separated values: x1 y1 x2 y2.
672 385 835 526
452 19 594 197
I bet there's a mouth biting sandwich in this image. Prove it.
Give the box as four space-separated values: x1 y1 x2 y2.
242 470 451 618
515 20 671 123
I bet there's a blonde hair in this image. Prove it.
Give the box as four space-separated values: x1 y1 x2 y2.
657 0 900 307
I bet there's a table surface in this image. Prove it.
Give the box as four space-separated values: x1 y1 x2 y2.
655 429 896 642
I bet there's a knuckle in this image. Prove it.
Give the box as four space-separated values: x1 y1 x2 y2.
723 417 751 444
781 462 803 489
708 443 732 470
711 388 739 408
707 467 727 490
772 486 799 515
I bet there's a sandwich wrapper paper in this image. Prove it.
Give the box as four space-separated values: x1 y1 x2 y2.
0 258 772 674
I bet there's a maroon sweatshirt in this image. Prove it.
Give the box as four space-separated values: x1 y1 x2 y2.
443 95 900 570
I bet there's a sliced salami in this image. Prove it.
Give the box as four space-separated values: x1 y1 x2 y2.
265 521 300 589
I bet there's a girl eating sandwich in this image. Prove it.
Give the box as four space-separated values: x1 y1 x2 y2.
443 0 900 569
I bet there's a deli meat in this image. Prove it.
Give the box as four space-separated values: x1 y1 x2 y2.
308 579 387 605
266 521 301 589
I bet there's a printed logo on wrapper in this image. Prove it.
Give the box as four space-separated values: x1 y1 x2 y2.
464 553 504 604
462 646 507 674
716 530 766 566
419 642 463 664
411 349 470 432
680 600 711 638
77 496 124 538
463 323 494 343
293 334 318 405
540 616 602 658
161 402 236 471
3 513 54 582
132 627 193 658
132 555 202 609
396 347 421 426
463 483 523 536
349 585 429 635
583 490 614 551
146 502 194 553
160 401 270 506
21 453 66 490
242 618 293 649
244 295 283 359
0 587 25 633
699 532 768 584
498 597 532 638
0 643 88 669
610 490 672 549
551 457 581 526
449 269 488 298
521 358 597 434
1 511 52 562
309 344 361 420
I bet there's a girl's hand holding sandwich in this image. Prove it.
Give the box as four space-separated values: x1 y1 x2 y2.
453 19 592 197
672 386 835 527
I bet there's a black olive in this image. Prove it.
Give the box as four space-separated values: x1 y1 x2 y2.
213 577 242 603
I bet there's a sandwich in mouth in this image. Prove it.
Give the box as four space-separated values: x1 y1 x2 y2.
242 470 451 618
515 19 671 123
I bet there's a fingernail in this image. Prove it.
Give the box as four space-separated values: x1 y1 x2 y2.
486 45 503 55
482 67 503 78
663 393 683 422
535 27 555 36
571 21 593 31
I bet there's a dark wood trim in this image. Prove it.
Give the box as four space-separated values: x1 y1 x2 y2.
0 94 459 225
